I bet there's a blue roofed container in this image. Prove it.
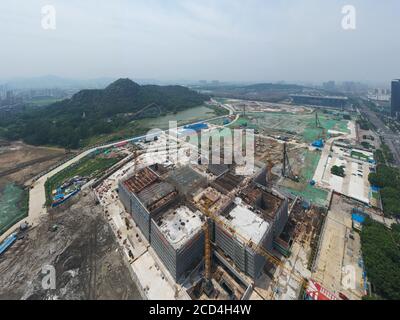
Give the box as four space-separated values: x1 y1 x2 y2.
311 139 324 148
0 233 17 256
184 123 208 132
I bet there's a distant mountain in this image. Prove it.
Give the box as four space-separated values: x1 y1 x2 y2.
0 78 209 148
49 78 209 117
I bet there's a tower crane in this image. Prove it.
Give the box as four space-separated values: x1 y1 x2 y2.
315 111 326 140
282 143 299 182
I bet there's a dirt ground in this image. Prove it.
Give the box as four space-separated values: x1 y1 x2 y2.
255 137 310 187
0 141 67 188
312 193 366 300
0 192 142 300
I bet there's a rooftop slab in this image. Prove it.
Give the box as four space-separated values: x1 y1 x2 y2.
220 205 270 245
156 206 204 250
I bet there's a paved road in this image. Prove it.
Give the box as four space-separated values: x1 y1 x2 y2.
360 103 400 165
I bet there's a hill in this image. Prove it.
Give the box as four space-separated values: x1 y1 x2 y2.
0 79 209 148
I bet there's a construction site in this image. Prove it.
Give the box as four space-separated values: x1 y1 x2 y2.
0 98 375 301
105 122 313 300
87 100 366 300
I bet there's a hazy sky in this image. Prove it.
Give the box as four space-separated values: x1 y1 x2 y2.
0 0 398 83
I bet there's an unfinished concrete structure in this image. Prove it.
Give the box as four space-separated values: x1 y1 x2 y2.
192 187 232 216
241 184 289 238
119 165 289 284
119 166 206 282
190 185 278 280
207 164 229 178
118 167 178 241
151 203 205 281
187 257 250 300
215 204 273 280
166 166 207 197
190 183 289 281
213 171 245 194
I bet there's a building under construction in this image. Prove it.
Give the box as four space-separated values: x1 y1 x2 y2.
118 167 178 241
190 185 281 280
119 166 206 281
215 203 274 279
151 203 205 281
119 164 289 284
241 185 289 238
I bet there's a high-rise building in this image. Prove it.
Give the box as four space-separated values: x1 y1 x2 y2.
323 81 336 91
391 80 400 118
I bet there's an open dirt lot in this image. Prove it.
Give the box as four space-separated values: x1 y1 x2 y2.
312 193 366 300
0 141 66 187
0 192 142 300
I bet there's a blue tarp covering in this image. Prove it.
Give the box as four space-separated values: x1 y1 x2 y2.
53 194 64 201
184 123 208 131
352 213 366 224
52 189 80 208
311 139 324 148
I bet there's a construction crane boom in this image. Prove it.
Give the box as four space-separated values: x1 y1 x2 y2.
203 220 211 281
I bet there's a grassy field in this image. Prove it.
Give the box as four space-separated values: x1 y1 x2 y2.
280 149 329 206
0 184 29 236
28 97 64 106
284 184 329 207
82 105 223 147
240 111 351 143
302 114 350 142
45 153 123 206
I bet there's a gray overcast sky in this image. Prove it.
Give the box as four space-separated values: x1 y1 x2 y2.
0 0 398 83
